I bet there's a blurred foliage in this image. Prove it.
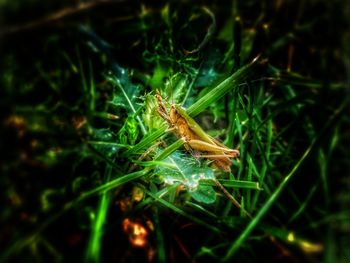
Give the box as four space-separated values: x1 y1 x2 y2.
1 0 350 262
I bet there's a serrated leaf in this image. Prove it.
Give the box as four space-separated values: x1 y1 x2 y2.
142 93 164 130
107 71 140 113
155 151 214 189
106 69 147 135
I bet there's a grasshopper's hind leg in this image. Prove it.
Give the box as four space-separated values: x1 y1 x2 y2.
188 139 239 157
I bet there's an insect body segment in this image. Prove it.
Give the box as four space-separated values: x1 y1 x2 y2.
156 92 239 172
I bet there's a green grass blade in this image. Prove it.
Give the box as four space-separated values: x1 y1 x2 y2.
85 191 110 262
153 207 166 263
251 118 272 209
82 169 149 198
201 179 261 190
186 201 219 219
88 59 96 113
220 179 261 190
154 139 184 160
131 140 185 169
87 141 131 149
187 57 264 117
85 163 113 262
318 148 330 206
288 184 318 224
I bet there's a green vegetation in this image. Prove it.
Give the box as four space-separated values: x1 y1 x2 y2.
1 1 349 262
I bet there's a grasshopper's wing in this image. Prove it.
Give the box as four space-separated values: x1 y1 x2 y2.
208 135 240 157
174 105 216 145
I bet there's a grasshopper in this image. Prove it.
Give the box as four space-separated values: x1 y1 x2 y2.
156 92 239 172
156 92 251 216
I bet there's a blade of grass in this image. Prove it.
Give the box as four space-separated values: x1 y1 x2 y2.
288 184 318 224
186 201 218 219
235 109 244 178
88 59 96 113
318 148 330 207
187 56 265 117
153 207 166 263
251 118 273 209
132 160 177 168
154 139 184 160
245 161 253 211
85 162 113 262
87 140 131 149
200 179 261 190
82 169 149 198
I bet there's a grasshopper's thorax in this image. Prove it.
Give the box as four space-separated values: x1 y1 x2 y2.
169 106 198 142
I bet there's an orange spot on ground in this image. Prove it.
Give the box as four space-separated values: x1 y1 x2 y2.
122 218 149 248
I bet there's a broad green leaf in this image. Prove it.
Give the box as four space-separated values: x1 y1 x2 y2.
154 151 216 204
155 151 214 189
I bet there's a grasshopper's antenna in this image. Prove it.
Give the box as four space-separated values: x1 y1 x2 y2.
170 77 174 105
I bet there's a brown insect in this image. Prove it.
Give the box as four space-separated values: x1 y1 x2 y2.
156 92 239 172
